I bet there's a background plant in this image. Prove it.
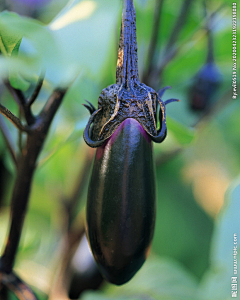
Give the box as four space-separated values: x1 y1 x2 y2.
0 0 239 299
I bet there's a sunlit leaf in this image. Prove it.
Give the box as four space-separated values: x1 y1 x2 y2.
50 0 97 30
48 0 120 83
0 27 22 56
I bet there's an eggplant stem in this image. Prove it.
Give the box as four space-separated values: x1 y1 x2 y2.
116 0 139 87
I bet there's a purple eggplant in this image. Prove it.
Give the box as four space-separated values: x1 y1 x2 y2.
86 118 155 285
189 62 222 111
83 0 178 285
189 9 222 111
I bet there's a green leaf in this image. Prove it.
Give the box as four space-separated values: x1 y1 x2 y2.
9 72 31 91
0 12 35 90
11 37 22 56
0 28 22 56
167 116 196 146
9 37 31 91
0 11 59 81
198 179 240 300
0 55 40 94
0 17 30 90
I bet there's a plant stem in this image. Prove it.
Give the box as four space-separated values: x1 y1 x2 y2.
148 0 192 87
18 110 23 154
143 0 164 84
3 81 26 107
0 88 66 273
39 89 66 127
206 12 215 64
0 103 30 133
116 0 139 86
1 272 39 300
0 115 17 167
164 0 193 53
155 2 224 82
4 81 35 126
0 132 46 272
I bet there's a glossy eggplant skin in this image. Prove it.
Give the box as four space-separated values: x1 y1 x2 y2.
86 118 156 285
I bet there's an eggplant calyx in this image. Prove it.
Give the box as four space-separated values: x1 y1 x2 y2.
83 100 96 115
83 108 108 148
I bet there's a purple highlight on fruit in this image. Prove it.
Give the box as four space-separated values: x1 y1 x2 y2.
96 118 151 161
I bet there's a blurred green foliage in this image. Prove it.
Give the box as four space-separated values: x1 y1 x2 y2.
0 0 239 299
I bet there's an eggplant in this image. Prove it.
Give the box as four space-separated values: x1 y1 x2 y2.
189 8 222 111
86 118 155 285
83 0 178 285
189 62 222 111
